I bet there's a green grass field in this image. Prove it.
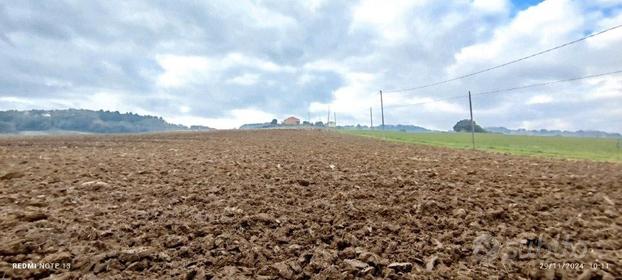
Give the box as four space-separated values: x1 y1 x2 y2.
342 130 622 162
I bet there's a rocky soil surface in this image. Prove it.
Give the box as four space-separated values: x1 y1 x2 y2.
0 130 620 279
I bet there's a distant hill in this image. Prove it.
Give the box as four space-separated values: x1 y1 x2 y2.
485 126 621 138
189 125 213 131
239 122 280 130
0 109 188 134
339 124 430 132
382 124 430 132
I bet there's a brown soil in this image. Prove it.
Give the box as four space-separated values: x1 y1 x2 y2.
0 130 620 279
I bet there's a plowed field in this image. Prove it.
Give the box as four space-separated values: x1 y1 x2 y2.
1 130 620 279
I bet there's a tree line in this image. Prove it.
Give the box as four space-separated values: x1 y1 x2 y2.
0 109 187 133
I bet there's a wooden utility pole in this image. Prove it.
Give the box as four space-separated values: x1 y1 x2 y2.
379 90 385 130
468 91 475 149
327 106 330 125
617 138 621 161
370 107 373 129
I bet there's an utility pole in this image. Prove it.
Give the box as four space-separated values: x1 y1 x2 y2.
379 90 385 130
468 91 475 150
617 138 621 161
334 112 337 127
370 107 373 129
307 112 310 124
327 106 330 125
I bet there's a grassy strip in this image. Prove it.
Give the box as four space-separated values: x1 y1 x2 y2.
340 130 622 162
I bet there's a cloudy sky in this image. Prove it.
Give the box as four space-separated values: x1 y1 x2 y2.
1 0 621 131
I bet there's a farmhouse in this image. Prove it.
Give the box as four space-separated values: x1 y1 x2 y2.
282 116 300 126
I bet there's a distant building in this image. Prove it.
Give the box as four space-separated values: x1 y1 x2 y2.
283 116 300 126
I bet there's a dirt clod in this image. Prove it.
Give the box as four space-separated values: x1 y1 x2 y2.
0 171 25 180
163 236 187 248
344 259 368 270
42 251 72 264
0 240 32 256
271 261 294 279
426 255 439 272
118 247 152 263
80 181 110 190
453 208 467 218
388 262 413 273
22 212 48 222
296 179 310 186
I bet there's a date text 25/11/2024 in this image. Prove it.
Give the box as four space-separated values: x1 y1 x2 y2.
539 262 611 270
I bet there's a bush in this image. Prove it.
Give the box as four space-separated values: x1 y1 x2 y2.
453 119 486 133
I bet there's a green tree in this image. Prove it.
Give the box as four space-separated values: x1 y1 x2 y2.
453 119 486 133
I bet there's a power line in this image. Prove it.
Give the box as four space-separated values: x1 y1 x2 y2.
383 69 622 108
383 23 622 93
474 69 622 96
384 95 463 108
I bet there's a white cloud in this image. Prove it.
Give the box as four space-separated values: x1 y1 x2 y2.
296 73 315 85
308 69 377 119
422 100 464 114
241 1 297 29
224 53 296 73
450 0 583 75
166 108 275 129
350 0 423 42
43 78 73 88
0 96 38 109
156 55 213 87
179 105 191 113
0 91 159 117
520 118 572 130
226 73 260 86
71 91 161 117
588 12 622 49
156 53 295 88
584 76 622 100
526 94 554 105
305 0 328 12
303 59 351 75
472 0 509 14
